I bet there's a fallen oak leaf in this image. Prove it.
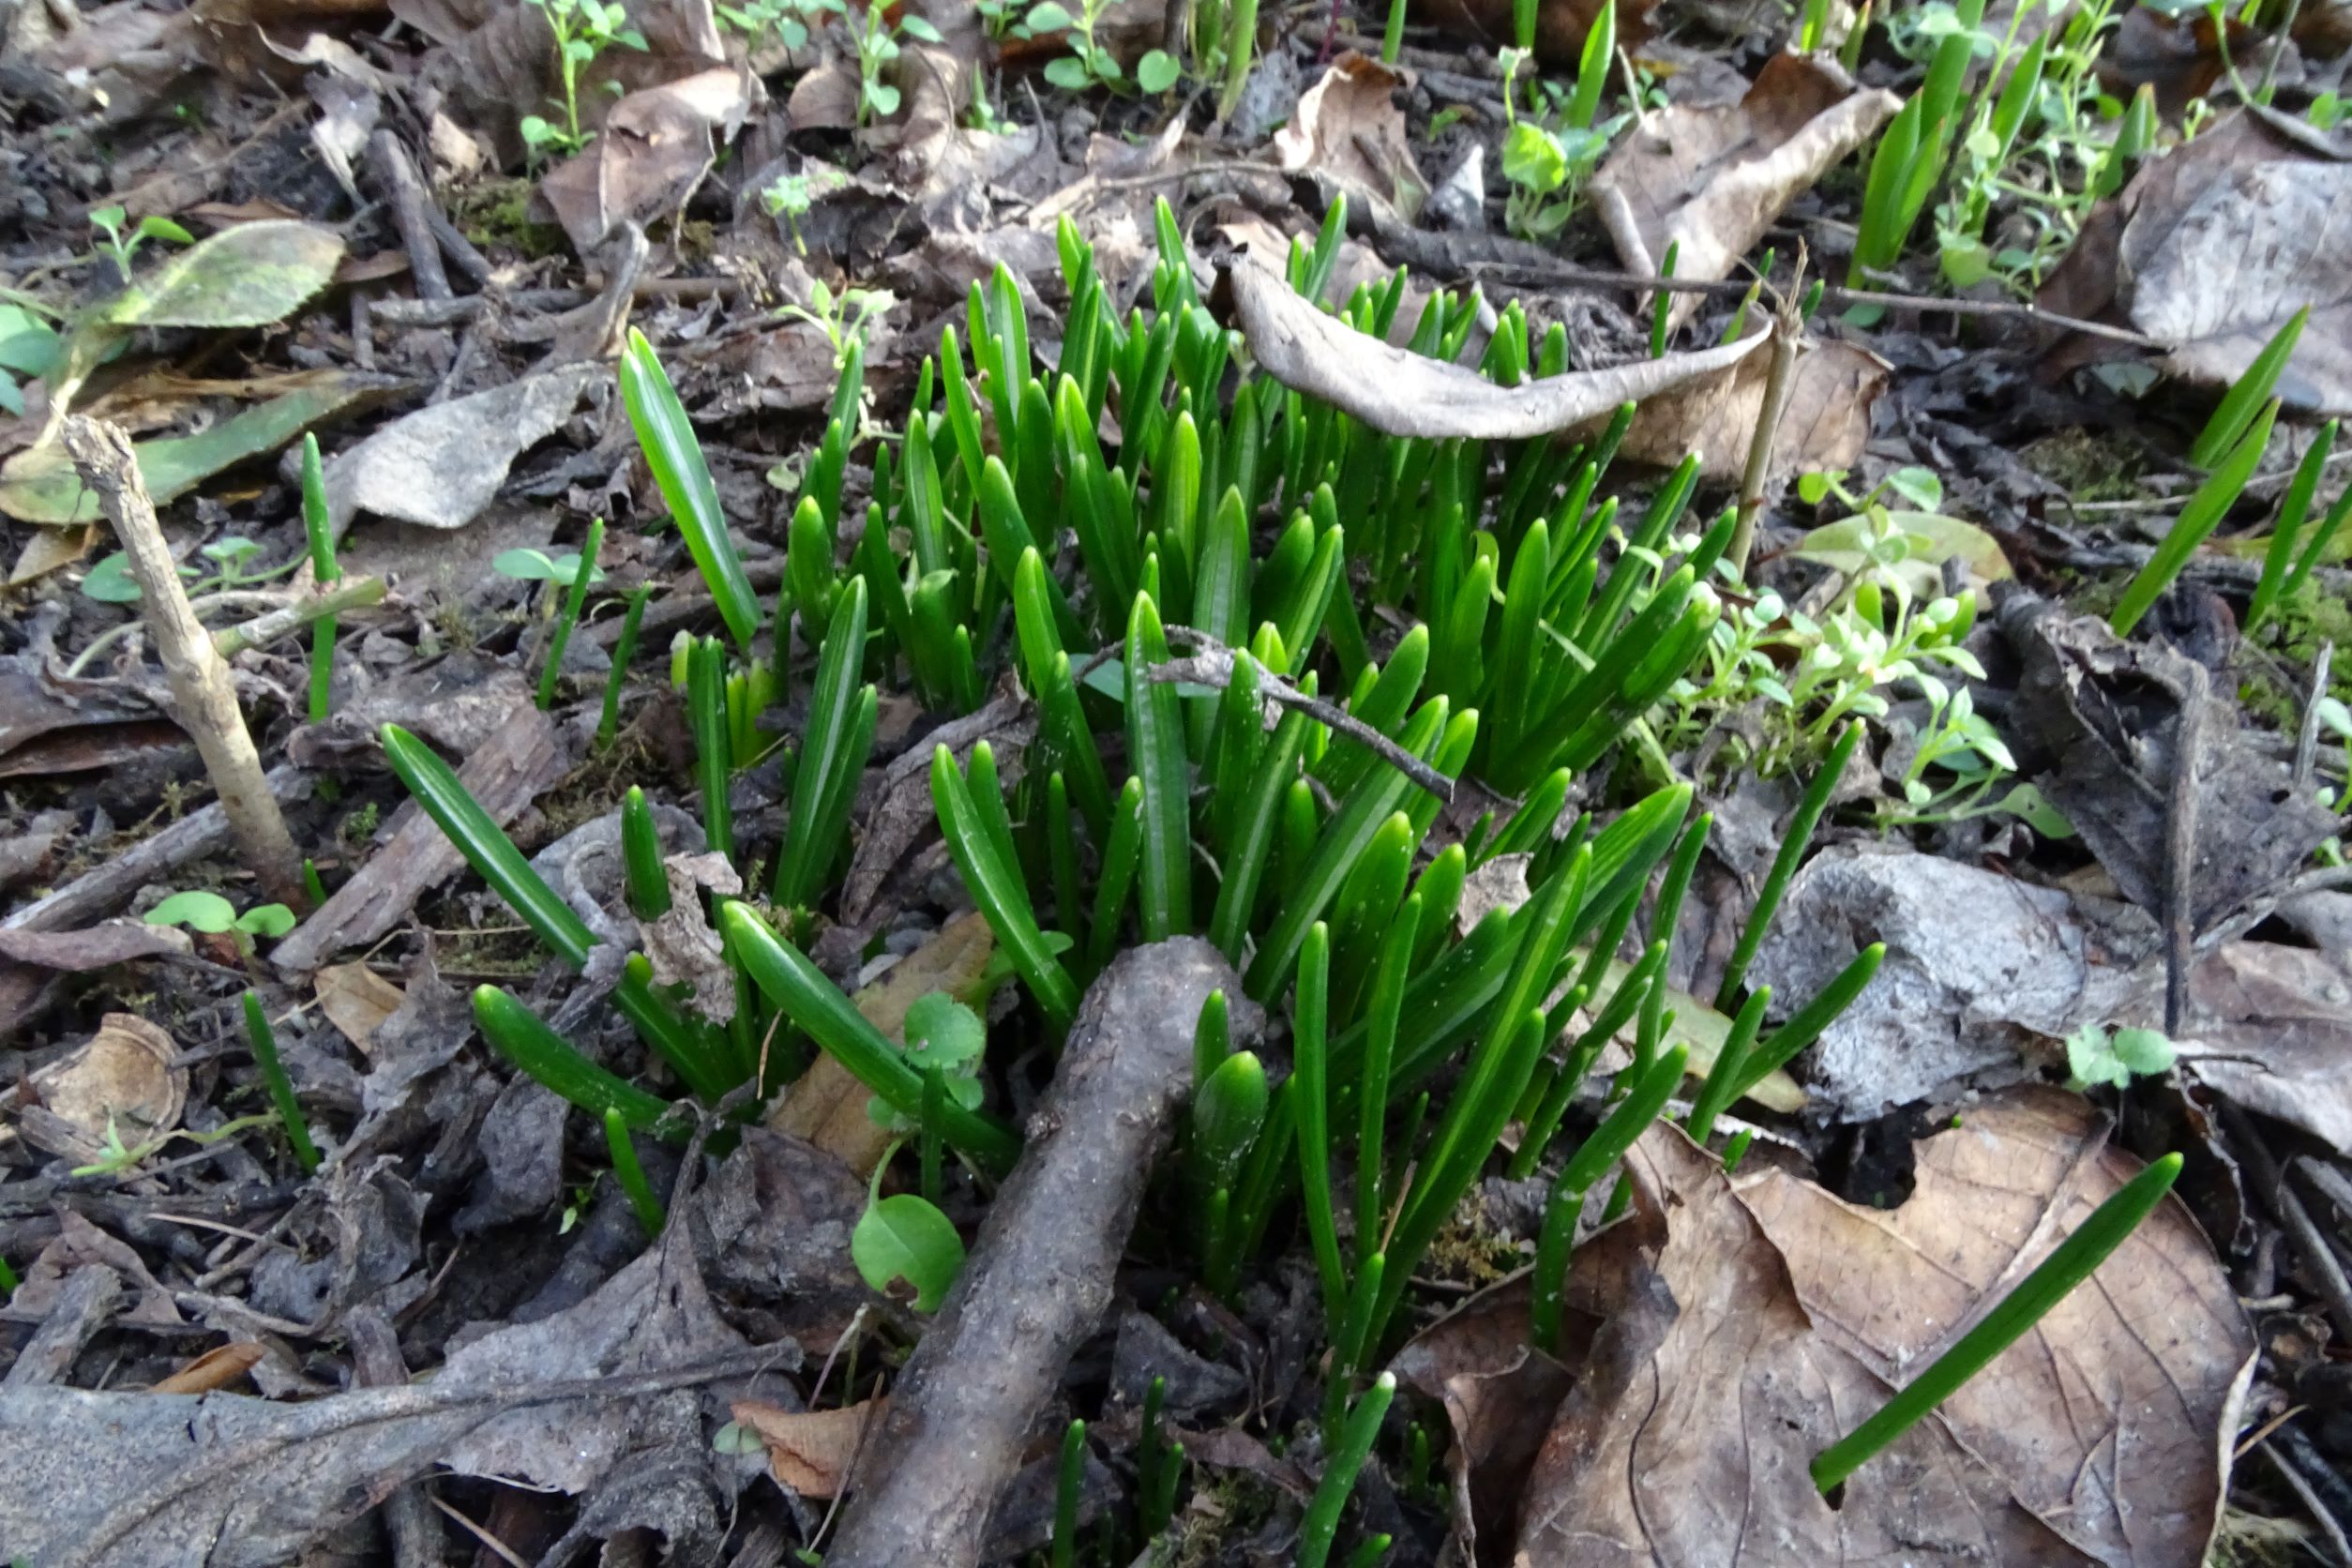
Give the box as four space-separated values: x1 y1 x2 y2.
1737 1088 2254 1567
1515 1123 2098 1564
1228 252 1771 441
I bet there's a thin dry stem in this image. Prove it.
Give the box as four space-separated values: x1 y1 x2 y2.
60 417 308 910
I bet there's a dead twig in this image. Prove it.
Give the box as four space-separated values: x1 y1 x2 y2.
822 940 1246 1568
1469 259 2168 350
1155 627 1455 803
60 418 307 910
367 131 451 303
1729 254 1806 578
2295 641 2335 794
2164 661 2209 1036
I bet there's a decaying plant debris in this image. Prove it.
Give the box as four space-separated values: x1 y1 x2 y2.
2 0 2350 1563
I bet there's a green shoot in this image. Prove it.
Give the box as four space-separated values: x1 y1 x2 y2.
1531 1044 1685 1353
536 518 603 710
1810 1152 2184 1492
1051 1419 1086 1568
621 784 671 919
2113 399 2278 638
298 433 339 723
519 0 647 158
473 985 680 1133
1299 1372 1395 1568
2192 309 2305 471
603 1108 667 1233
2246 419 2338 633
241 991 321 1172
1716 721 1862 1010
620 327 761 651
596 585 650 750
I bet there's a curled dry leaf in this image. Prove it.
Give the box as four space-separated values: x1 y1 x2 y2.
639 852 744 1025
1229 254 1772 442
2042 112 2352 415
1391 1277 1577 1562
1591 54 1900 333
731 1395 889 1499
1519 1125 2092 1564
1614 332 1889 484
1740 1089 2254 1567
2000 596 2339 929
1272 53 1429 227
148 1341 267 1395
22 1014 188 1162
538 66 760 254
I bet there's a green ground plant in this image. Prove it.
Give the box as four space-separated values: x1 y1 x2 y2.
520 0 648 159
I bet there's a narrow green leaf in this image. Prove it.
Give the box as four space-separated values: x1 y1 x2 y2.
620 328 760 650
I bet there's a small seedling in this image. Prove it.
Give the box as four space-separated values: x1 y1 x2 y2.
1811 1151 2183 1492
535 520 605 710
851 1153 965 1310
520 0 648 159
847 0 942 122
1049 1418 1086 1568
2064 1023 2175 1091
87 204 192 284
596 585 651 750
1029 0 1176 94
145 890 296 952
1495 39 1625 242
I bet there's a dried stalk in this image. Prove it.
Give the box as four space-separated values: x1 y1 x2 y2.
60 418 308 910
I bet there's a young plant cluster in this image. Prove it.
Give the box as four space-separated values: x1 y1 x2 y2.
369 196 2179 1551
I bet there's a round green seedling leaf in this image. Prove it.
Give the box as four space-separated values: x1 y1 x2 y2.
145 889 237 933
903 991 986 1075
1044 54 1093 89
1138 49 1180 92
1025 1 1073 27
852 1192 966 1311
82 552 143 602
493 548 563 581
235 903 297 939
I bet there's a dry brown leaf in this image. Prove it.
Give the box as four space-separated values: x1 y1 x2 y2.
1616 333 1888 483
1738 1089 2254 1566
732 1395 889 1498
314 961 406 1053
149 1341 266 1395
2041 112 2352 415
1591 54 1899 333
638 852 744 1025
770 912 996 1176
2172 942 2352 1155
537 66 760 253
1515 1125 2098 1565
21 1014 187 1162
1271 53 1427 226
1391 1277 1577 1562
1229 254 1772 442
